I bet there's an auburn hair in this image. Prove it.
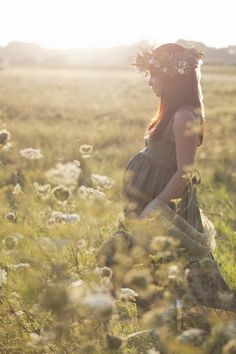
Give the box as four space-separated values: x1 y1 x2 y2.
144 43 205 146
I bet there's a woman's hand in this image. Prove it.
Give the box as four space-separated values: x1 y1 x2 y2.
139 197 163 219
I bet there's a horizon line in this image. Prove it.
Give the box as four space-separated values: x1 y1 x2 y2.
0 38 236 51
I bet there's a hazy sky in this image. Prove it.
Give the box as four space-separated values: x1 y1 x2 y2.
0 0 235 49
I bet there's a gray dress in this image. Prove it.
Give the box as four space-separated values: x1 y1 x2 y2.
122 104 205 231
121 104 236 311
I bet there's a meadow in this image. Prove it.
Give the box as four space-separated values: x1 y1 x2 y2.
0 64 236 353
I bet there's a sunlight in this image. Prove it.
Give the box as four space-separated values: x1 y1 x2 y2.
0 0 235 49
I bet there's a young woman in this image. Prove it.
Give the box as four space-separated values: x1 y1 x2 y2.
121 43 236 311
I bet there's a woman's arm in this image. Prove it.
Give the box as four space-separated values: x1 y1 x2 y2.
157 109 198 203
139 109 199 218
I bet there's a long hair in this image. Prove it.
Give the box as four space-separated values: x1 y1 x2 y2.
144 43 205 146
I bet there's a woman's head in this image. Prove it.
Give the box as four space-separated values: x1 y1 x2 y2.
147 43 203 103
134 43 205 145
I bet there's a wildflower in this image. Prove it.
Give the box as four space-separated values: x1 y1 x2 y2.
4 212 17 223
119 287 138 301
73 159 81 167
148 58 155 65
0 129 11 145
33 182 51 201
70 279 84 288
78 185 106 201
12 183 23 195
2 235 18 249
28 330 56 346
177 328 207 346
79 144 93 158
48 211 80 224
6 263 30 270
133 46 204 77
168 264 180 276
91 174 115 190
83 292 114 321
19 148 44 160
2 142 12 152
15 310 24 317
0 268 7 287
51 185 71 202
46 161 81 187
178 68 185 74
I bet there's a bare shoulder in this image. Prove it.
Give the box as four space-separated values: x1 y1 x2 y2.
173 108 196 128
171 108 197 143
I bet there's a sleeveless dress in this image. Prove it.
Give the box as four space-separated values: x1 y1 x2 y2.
121 104 236 311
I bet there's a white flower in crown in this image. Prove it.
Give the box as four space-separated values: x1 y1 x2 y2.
148 58 156 65
178 60 187 68
178 68 185 74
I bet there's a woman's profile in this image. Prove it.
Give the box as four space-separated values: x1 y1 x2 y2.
121 43 236 311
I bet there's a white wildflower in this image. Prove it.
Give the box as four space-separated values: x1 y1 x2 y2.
33 182 51 201
15 310 24 317
119 287 138 301
12 183 23 195
2 142 12 152
73 159 81 167
19 148 44 160
177 328 206 346
70 279 84 288
91 174 115 190
46 161 81 188
4 212 17 223
78 185 106 201
0 268 7 287
148 58 156 65
6 263 30 270
79 144 93 159
177 68 185 74
28 330 56 346
48 211 80 224
168 264 180 276
83 292 114 316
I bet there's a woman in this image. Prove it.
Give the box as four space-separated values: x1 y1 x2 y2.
121 43 236 311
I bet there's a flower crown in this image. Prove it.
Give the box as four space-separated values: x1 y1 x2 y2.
133 45 204 77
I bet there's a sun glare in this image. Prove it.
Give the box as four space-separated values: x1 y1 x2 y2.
0 0 235 49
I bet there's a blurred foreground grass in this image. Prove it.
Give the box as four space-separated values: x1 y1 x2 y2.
0 64 236 353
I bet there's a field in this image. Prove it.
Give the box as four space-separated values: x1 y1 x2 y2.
0 65 236 353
